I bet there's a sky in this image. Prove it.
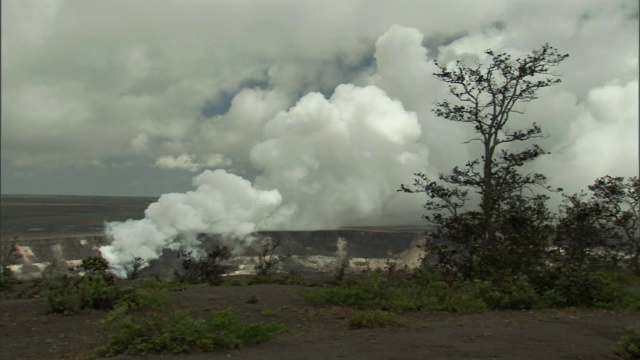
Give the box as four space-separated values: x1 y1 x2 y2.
2 0 639 234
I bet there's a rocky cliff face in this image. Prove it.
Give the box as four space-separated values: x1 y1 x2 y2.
4 229 429 279
3 236 108 279
1 195 431 279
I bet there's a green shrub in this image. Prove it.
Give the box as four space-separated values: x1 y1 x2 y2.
47 275 121 313
128 278 191 292
303 270 490 314
447 282 489 314
544 268 625 308
304 286 385 310
95 308 287 356
47 255 123 313
70 256 115 283
420 281 450 311
248 271 306 285
616 326 640 360
223 279 247 286
478 276 540 310
304 265 640 314
538 289 568 308
304 270 393 310
47 264 175 314
347 310 405 329
260 308 278 317
620 290 640 311
111 287 172 315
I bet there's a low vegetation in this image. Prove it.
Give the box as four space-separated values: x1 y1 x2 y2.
617 326 640 360
95 305 286 356
347 310 405 329
303 267 640 314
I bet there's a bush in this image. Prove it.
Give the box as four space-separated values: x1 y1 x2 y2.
174 246 231 285
46 255 124 313
46 255 175 314
314 270 390 310
111 287 172 314
248 271 306 285
127 278 191 292
47 276 119 313
347 310 405 329
47 275 121 313
617 326 640 360
447 282 489 314
71 256 114 282
537 268 629 308
478 276 540 310
304 269 489 314
95 308 287 356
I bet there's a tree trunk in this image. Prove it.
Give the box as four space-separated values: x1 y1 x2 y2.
483 144 497 247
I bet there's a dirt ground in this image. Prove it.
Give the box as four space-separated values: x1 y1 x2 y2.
1 280 638 360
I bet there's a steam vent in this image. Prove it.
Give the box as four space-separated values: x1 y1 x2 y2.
1 195 431 279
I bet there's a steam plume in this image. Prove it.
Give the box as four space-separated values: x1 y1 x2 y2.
101 83 426 275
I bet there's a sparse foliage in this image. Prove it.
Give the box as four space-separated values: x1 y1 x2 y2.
401 44 568 279
617 326 640 360
124 257 147 280
174 246 232 285
254 238 290 277
347 310 405 329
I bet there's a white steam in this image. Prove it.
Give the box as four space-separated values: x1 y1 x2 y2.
101 169 282 276
101 83 426 275
253 84 426 229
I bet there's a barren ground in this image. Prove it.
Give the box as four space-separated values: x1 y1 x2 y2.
0 279 638 360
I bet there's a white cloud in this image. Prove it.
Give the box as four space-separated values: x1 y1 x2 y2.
0 0 637 227
154 153 231 172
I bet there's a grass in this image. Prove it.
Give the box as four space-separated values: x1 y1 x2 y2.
260 308 279 317
94 308 287 356
347 310 405 329
616 326 640 359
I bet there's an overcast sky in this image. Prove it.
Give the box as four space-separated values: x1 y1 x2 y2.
2 0 639 227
